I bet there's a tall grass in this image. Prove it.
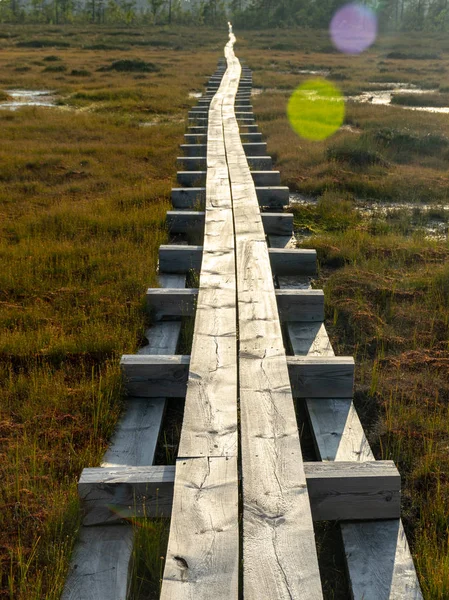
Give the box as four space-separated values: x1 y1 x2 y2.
0 25 219 599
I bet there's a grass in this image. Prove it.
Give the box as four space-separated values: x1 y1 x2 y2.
1 21 449 600
0 24 219 600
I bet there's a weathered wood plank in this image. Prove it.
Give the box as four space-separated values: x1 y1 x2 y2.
171 186 289 209
61 527 133 600
287 356 354 398
146 288 323 323
121 354 189 398
161 457 239 600
80 465 175 525
158 245 316 276
78 461 400 526
223 37 323 599
304 461 400 521
167 210 293 235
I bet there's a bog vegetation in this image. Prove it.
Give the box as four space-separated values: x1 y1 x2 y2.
0 22 448 600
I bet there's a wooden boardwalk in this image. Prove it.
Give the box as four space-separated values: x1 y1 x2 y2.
63 25 423 600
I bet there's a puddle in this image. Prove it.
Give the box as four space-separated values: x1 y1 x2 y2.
0 89 56 110
348 83 449 112
290 193 449 240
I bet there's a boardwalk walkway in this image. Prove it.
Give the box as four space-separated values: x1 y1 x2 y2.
62 25 423 600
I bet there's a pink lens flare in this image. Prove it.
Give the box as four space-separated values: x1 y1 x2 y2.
330 3 377 55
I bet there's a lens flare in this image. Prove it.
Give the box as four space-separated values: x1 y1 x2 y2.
287 79 345 142
330 3 377 55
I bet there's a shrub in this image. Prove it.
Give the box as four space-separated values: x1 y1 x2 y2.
391 93 449 108
386 51 440 60
43 64 67 73
43 55 61 61
372 128 449 156
70 69 91 77
98 59 159 73
327 144 388 168
16 39 70 48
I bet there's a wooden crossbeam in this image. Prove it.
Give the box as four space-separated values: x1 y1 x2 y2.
79 461 401 526
146 288 324 321
166 210 293 235
158 245 316 276
181 142 267 156
171 186 289 208
177 156 272 170
119 355 353 410
176 170 280 187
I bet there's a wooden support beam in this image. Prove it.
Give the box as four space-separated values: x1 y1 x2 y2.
146 288 323 321
167 210 293 236
120 354 190 398
79 460 401 526
121 355 353 400
287 356 355 398
177 156 271 170
171 186 288 209
181 142 267 157
158 245 316 276
251 170 281 186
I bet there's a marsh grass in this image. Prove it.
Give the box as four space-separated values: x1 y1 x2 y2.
0 25 219 599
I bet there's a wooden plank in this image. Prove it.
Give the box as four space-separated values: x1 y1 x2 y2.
161 457 239 599
341 521 423 600
280 258 423 598
304 461 400 521
61 526 133 600
121 354 189 398
167 210 293 235
171 187 289 209
161 42 239 599
287 356 354 398
146 289 321 322
276 289 324 321
223 39 323 599
102 398 165 468
269 247 317 276
176 171 206 186
80 465 175 525
158 245 316 276
251 170 281 186
78 461 400 526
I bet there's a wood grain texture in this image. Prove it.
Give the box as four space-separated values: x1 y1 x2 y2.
304 461 400 521
161 457 239 600
79 461 400 526
223 36 323 599
287 356 355 398
121 354 189 398
61 526 133 600
80 465 175 525
161 45 239 598
277 241 422 599
158 244 316 276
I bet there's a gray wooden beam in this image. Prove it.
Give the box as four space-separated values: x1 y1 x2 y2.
167 210 293 235
158 245 316 276
177 156 272 171
288 356 355 398
171 186 289 209
146 288 323 321
121 354 190 398
177 170 280 188
79 461 400 526
121 355 353 399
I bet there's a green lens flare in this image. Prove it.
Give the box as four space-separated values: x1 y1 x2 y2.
287 79 345 141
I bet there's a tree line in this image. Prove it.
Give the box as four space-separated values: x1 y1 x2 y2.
1 0 448 31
